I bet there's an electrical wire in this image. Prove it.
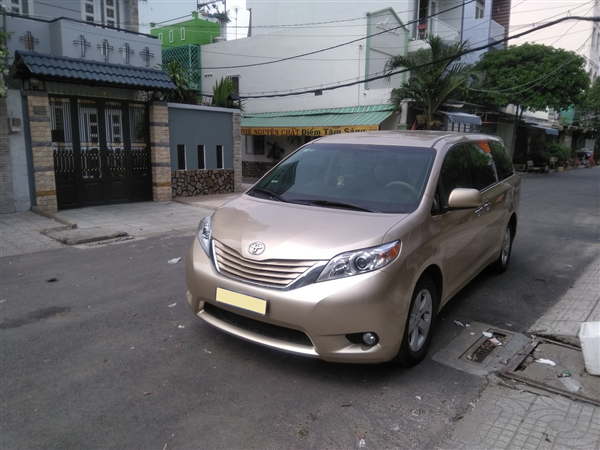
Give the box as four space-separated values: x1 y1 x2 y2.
234 16 600 99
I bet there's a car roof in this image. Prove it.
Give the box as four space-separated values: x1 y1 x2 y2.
312 130 501 148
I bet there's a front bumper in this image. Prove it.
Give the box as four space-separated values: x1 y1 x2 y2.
185 238 412 363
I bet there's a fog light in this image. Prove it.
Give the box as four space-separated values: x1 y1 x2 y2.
362 332 378 346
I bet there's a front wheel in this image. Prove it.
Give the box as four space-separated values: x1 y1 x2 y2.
489 225 513 274
394 275 438 367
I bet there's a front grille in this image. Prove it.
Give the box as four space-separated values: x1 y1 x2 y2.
204 302 313 347
213 240 320 288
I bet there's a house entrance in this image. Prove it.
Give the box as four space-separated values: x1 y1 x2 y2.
50 97 152 209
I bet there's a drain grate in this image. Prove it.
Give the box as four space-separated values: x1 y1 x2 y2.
461 331 510 364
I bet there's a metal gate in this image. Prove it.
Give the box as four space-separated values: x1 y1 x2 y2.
51 97 152 209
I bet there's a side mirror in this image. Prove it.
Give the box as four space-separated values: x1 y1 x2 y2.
447 188 483 209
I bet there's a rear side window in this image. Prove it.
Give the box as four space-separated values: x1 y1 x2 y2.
438 145 475 208
465 142 498 190
489 141 514 180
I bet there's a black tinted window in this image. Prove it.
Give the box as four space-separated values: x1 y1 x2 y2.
439 145 474 208
252 143 436 214
465 142 498 190
489 141 514 180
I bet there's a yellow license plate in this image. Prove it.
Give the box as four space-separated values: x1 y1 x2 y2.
216 288 267 315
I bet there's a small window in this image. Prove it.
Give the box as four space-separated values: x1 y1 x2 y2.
475 0 485 19
158 33 163 43
106 0 114 6
228 75 240 93
86 15 94 22
107 8 114 18
253 136 265 155
439 145 475 209
197 145 205 170
216 145 224 169
489 141 514 180
177 145 186 170
181 28 186 41
107 21 115 27
169 30 174 43
465 142 498 190
85 3 94 13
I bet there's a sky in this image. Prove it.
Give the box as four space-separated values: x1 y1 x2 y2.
141 0 250 39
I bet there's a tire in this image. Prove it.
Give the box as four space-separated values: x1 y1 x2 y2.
395 275 438 367
489 225 513 274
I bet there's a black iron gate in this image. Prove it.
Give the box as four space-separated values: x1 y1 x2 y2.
51 97 152 209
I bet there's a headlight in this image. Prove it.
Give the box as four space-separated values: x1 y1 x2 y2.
197 214 212 255
317 241 401 282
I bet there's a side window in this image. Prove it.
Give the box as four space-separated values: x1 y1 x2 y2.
465 142 498 190
489 141 514 180
438 145 475 209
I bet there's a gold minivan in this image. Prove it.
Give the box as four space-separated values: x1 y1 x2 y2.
185 131 520 365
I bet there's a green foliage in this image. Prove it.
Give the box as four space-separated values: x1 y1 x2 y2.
384 35 475 129
548 143 572 163
159 60 199 104
212 77 241 109
575 78 600 130
471 43 589 113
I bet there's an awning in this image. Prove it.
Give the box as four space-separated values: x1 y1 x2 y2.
531 124 559 136
11 50 176 90
241 105 395 136
438 111 482 125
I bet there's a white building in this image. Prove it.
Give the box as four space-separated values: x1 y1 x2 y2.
197 0 509 177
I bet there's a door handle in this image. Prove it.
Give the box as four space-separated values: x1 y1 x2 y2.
483 201 492 212
475 206 483 216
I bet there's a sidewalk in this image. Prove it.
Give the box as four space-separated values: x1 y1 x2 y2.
0 189 246 258
442 255 600 450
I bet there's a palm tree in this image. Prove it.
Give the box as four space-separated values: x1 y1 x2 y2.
384 35 474 129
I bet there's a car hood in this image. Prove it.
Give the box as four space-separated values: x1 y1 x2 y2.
211 195 408 261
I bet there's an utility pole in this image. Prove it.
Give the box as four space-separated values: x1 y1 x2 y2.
234 7 238 39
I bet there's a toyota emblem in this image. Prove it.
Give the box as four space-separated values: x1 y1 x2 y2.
248 242 265 255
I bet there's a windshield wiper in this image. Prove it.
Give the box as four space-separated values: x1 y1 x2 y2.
250 187 289 202
304 199 377 212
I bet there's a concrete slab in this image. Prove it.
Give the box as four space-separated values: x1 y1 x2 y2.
432 322 533 377
43 227 128 245
502 339 600 406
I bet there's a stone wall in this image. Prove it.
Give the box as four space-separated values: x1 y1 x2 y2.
172 169 234 197
242 161 274 179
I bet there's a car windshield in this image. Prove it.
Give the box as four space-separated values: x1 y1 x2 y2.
249 142 436 214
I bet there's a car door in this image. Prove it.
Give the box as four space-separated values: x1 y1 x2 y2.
435 144 485 300
464 141 504 269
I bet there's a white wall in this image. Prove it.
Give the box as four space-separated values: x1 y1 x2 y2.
201 13 406 114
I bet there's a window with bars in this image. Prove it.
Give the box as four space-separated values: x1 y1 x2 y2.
253 136 265 155
216 145 224 169
228 75 240 93
177 145 186 170
197 145 205 169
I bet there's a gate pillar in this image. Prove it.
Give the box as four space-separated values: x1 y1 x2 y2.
26 92 57 213
149 101 171 202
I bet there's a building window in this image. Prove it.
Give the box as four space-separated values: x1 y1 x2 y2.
107 21 115 27
86 16 95 23
169 30 174 43
107 8 114 18
177 145 186 170
85 3 93 13
216 145 224 169
253 136 265 155
158 32 163 43
197 145 205 169
228 75 240 93
475 0 485 19
107 0 114 5
181 28 186 41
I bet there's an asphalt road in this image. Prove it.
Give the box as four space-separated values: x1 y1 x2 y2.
1 168 598 449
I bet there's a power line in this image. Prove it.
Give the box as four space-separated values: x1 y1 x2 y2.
201 0 477 70
236 16 600 99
